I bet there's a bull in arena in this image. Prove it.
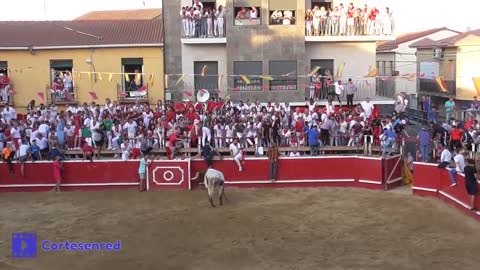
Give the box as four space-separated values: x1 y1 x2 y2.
204 167 226 207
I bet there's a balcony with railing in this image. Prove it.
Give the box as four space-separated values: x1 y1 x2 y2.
117 83 149 103
305 6 396 42
46 84 78 104
419 78 456 97
180 7 227 44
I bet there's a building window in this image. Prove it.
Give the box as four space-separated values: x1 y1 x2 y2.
269 60 297 90
194 61 218 94
0 61 7 75
234 0 261 26
234 61 263 91
269 0 296 25
192 0 216 10
122 58 144 99
310 0 332 10
50 60 74 102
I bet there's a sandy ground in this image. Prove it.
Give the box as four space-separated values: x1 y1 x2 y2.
1 188 479 270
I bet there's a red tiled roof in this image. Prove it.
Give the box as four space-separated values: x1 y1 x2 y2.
75 9 162 20
410 28 480 48
0 20 163 49
377 27 461 51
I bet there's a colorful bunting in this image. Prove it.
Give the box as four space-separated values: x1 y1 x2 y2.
240 75 251 84
336 62 345 78
37 92 45 102
365 66 377 77
87 72 91 80
134 73 142 85
108 73 113 82
201 65 208 76
260 76 273 80
175 74 185 86
473 77 480 96
88 91 98 100
97 72 103 81
181 90 193 97
434 77 449 92
308 66 320 77
149 73 155 86
125 73 130 82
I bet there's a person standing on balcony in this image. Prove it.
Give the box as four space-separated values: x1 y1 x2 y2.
305 9 313 36
347 3 355 36
445 96 455 121
319 6 328 36
0 73 10 104
329 7 339 36
367 6 378 35
382 7 393 35
339 3 347 36
216 5 227 37
207 9 213 37
345 78 357 108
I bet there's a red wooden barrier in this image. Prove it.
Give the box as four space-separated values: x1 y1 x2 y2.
413 162 480 221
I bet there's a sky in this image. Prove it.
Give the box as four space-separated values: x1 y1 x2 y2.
0 0 479 34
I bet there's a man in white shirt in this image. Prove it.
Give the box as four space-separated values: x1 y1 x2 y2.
229 138 243 172
438 147 452 168
2 105 16 123
361 97 374 119
449 149 465 186
123 119 137 139
333 80 344 104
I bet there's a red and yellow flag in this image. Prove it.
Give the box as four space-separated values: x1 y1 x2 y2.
240 75 251 84
336 62 345 78
365 66 377 77
473 77 480 96
434 76 448 92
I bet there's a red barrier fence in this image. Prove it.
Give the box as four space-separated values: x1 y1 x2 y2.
413 162 480 221
1 156 402 192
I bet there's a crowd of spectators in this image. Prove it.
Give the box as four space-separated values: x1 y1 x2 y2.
306 3 394 36
180 2 227 38
1 92 416 173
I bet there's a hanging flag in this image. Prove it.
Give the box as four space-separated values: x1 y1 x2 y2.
87 72 91 80
201 65 208 76
125 73 130 82
76 71 81 80
108 73 113 82
149 73 155 86
365 66 377 77
175 74 185 86
240 75 251 84
37 92 45 102
134 73 142 85
308 66 320 77
97 72 103 81
164 74 168 88
88 92 98 100
336 62 345 78
182 90 193 97
218 75 224 87
434 76 448 92
260 75 274 81
473 77 480 96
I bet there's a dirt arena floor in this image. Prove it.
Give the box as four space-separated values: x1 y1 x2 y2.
1 187 480 270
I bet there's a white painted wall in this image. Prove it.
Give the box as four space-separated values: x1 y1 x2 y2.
181 44 228 94
306 42 377 98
